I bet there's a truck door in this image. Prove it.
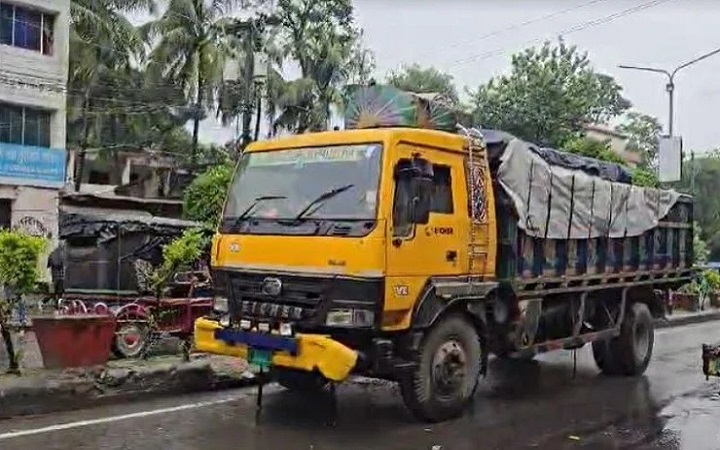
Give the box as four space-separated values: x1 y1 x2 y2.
384 144 469 323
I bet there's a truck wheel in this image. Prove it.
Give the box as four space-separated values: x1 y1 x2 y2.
272 367 328 393
400 314 482 422
593 302 654 376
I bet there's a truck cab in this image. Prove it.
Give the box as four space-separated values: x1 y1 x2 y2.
196 126 496 421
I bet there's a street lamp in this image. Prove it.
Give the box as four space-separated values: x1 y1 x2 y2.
618 46 720 136
619 46 720 190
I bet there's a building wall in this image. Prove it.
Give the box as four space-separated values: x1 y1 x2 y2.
584 126 642 167
0 0 70 261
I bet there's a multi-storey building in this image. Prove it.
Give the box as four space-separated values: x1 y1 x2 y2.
0 0 69 239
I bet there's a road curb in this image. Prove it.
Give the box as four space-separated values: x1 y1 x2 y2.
0 359 257 420
654 311 720 329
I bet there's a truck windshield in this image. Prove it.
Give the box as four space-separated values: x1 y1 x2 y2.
222 143 382 232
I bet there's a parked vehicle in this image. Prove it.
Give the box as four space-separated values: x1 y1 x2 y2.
194 85 695 422
58 209 213 357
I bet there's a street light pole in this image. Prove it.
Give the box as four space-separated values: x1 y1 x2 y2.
618 46 720 192
619 46 720 136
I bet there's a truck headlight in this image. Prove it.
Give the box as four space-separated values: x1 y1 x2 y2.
213 296 229 313
325 308 375 328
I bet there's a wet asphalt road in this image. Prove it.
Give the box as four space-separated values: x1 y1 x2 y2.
1 321 719 450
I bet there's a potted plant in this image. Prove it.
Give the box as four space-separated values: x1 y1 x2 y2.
0 230 46 374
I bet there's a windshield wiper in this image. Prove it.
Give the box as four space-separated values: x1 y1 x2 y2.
231 195 287 228
292 184 355 222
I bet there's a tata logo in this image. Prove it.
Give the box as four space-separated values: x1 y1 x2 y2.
262 277 283 296
229 243 240 253
393 285 409 296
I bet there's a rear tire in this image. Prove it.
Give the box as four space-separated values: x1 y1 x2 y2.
593 302 654 376
272 367 328 393
399 314 482 422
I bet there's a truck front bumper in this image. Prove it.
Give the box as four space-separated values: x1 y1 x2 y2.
194 317 359 382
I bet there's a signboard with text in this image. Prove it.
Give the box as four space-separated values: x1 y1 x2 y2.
0 143 66 188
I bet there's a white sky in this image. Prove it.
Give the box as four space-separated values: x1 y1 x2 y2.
130 0 720 152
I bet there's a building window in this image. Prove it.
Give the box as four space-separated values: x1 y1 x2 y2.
0 102 51 147
0 2 54 55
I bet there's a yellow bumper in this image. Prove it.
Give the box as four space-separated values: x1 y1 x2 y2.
193 318 358 382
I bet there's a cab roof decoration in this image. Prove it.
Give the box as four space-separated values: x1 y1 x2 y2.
343 84 457 132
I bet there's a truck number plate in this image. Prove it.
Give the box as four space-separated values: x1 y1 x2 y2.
248 348 273 369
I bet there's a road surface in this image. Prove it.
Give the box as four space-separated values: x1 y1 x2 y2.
1 321 719 450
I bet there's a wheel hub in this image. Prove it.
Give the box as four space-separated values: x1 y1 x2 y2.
117 324 145 356
432 340 468 396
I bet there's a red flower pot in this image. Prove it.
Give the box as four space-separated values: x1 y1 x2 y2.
31 315 117 369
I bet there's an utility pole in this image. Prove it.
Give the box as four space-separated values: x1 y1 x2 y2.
618 46 720 193
241 20 255 151
227 13 278 151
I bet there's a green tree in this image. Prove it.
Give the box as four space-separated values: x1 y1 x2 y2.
269 0 374 133
470 40 631 148
142 0 241 161
386 64 459 103
562 137 659 187
616 111 663 169
563 136 625 165
694 222 710 265
68 0 155 189
676 153 720 260
630 167 660 188
183 163 234 226
0 231 46 373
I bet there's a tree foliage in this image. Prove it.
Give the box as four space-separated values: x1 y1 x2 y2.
563 136 625 165
386 64 459 103
675 153 720 260
0 230 46 372
147 228 207 298
268 0 374 133
141 0 236 152
616 111 663 169
694 222 710 266
0 231 47 296
470 40 631 148
183 163 235 226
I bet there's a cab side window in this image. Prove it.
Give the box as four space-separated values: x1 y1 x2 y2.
392 162 454 238
392 167 415 238
430 164 453 214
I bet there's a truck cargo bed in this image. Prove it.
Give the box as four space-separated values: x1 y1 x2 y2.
484 131 694 295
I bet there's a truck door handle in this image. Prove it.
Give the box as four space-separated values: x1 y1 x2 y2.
446 250 458 262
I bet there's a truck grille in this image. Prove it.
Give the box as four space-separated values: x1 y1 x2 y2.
228 272 327 323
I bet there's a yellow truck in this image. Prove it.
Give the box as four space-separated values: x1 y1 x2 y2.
194 88 694 422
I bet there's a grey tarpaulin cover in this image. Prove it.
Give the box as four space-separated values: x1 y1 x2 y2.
496 138 681 239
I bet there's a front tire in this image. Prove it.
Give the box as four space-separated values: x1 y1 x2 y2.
593 302 654 376
400 314 482 422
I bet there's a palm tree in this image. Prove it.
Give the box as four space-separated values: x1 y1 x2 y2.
267 0 374 134
68 0 154 190
142 0 238 164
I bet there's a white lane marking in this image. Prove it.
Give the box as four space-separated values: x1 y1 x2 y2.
0 394 246 441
